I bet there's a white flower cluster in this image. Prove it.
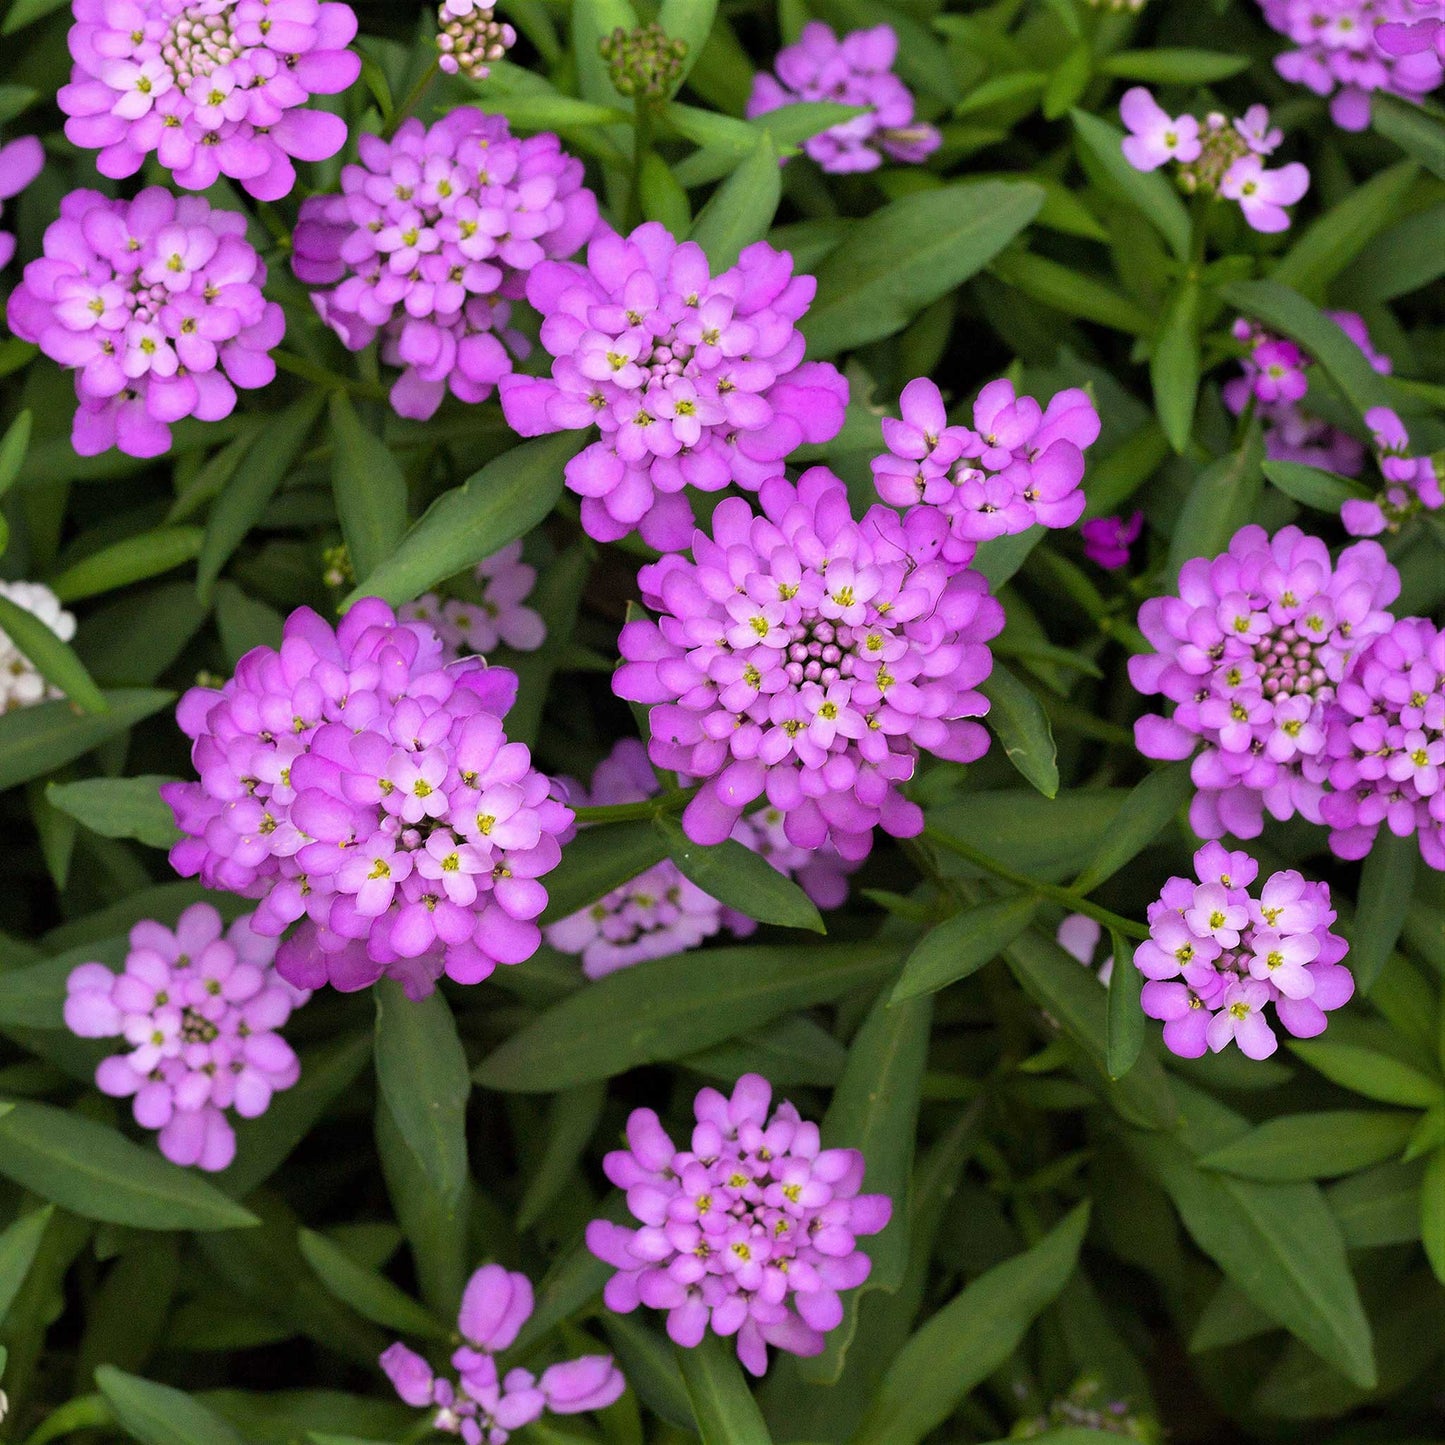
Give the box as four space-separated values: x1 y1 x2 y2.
0 581 76 712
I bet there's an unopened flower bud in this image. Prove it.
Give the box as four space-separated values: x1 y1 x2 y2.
598 22 688 100
435 0 516 80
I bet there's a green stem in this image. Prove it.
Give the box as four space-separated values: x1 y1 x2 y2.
272 351 391 403
572 786 697 825
625 100 653 232
922 823 1150 941
387 60 440 139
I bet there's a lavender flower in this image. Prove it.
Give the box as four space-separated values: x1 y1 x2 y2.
586 1073 892 1377
1129 524 1400 841
161 599 573 1000
1379 14 1445 60
64 904 306 1171
0 136 43 271
0 581 77 713
436 1 516 79
292 111 597 420
871 376 1101 568
6 188 283 458
499 222 848 551
1135 843 1353 1059
1119 88 1309 232
1259 0 1445 131
1224 313 1393 478
1081 512 1144 570
1057 913 1115 985
1321 615 1444 869
58 0 361 200
614 468 1003 859
1340 407 1444 537
746 23 941 174
400 542 547 663
381 1263 624 1441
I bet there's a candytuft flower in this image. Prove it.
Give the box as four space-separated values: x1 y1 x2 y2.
1259 0 1445 131
1340 407 1444 538
400 542 547 663
292 111 597 420
499 222 848 551
0 581 77 713
586 1073 892 1376
871 376 1101 568
161 599 572 1000
381 1263 624 1440
1081 512 1144 571
614 468 1003 859
6 187 283 458
1378 15 1445 61
1320 615 1444 870
436 0 516 79
1135 844 1352 1059
64 904 306 1171
58 0 361 200
0 135 43 271
747 23 941 173
1129 524 1399 840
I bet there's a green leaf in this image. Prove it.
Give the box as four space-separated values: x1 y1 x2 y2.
1165 421 1265 580
802 181 1044 357
1106 928 1145 1081
196 394 325 605
656 816 823 933
1043 42 1092 122
475 941 897 1092
539 817 671 924
890 895 1038 1004
1073 762 1192 894
214 582 284 666
49 527 205 604
0 0 71 33
1336 201 1445 305
980 664 1058 798
1151 279 1201 453
1327 1159 1424 1247
0 408 32 501
0 689 173 794
476 93 630 129
1199 1111 1419 1182
989 250 1152 335
0 1102 258 1232
1271 160 1417 300
1219 279 1395 419
0 1204 52 1326
1071 109 1191 260
96 1366 248 1445
1289 1039 1444 1108
328 394 409 585
803 988 931 1382
676 1333 772 1445
1098 48 1251 83
1373 94 1445 180
656 0 717 86
373 981 471 1211
46 776 179 849
0 594 108 715
1262 458 1370 512
851 1204 1090 1445
298 1228 450 1341
349 433 578 607
690 135 782 272
516 1080 608 1231
1422 1148 1445 1285
1352 829 1416 994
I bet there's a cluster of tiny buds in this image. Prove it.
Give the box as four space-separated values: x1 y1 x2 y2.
322 543 354 590
436 1 517 80
600 23 689 99
162 10 242 89
1177 113 1255 195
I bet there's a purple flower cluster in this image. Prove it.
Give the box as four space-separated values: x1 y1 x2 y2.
1341 407 1443 537
745 23 941 174
1380 14 1445 58
1135 843 1352 1059
400 542 547 663
1130 524 1400 841
292 111 597 419
1224 312 1393 477
1119 89 1309 232
382 1264 624 1443
64 904 305 1171
435 0 516 80
0 135 43 271
586 1073 891 1377
1081 512 1144 570
500 222 848 551
871 376 1101 568
58 0 360 199
615 468 1003 859
1259 0 1445 130
544 741 856 977
161 599 572 1001
6 188 283 458
1321 616 1444 868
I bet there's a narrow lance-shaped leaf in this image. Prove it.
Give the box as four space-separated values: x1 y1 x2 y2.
1073 761 1192 894
46 776 179 849
981 664 1059 798
1373 93 1445 181
690 134 782 272
0 1204 52 1327
1422 1148 1445 1285
328 392 409 584
96 1367 249 1445
656 815 824 933
49 526 205 604
539 817 671 924
1263 459 1371 513
298 1227 450 1341
0 688 174 793
1070 109 1191 260
890 894 1039 1005
1106 928 1145 1081
0 593 108 715
1151 279 1201 454
676 1333 773 1445
1166 420 1265 580
1351 830 1416 994
1198 1111 1420 1182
